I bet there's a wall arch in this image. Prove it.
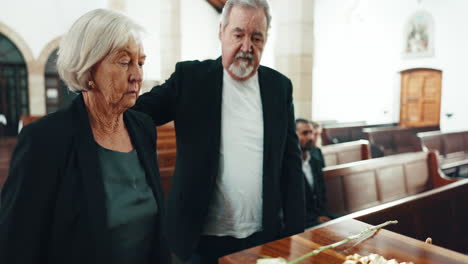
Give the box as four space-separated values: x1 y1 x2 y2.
0 22 46 115
0 22 34 68
0 32 29 136
37 36 62 75
38 37 77 113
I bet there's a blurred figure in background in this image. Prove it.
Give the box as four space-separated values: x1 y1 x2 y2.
296 118 333 228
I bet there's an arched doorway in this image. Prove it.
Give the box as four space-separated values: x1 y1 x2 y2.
0 33 28 136
44 48 76 113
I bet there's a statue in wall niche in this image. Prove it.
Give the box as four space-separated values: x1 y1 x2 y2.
403 10 434 58
406 22 429 53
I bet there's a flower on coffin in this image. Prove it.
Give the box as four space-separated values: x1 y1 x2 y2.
256 258 287 264
343 253 415 264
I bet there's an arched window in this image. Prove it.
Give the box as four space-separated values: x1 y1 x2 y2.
45 48 76 113
0 33 28 137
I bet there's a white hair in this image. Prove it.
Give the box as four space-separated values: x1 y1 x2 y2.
57 9 144 93
220 0 272 30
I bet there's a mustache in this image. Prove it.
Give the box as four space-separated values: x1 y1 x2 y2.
300 141 313 151
235 51 253 61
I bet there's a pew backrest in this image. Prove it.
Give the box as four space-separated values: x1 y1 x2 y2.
351 179 468 253
363 125 438 157
0 137 17 190
322 122 396 145
323 151 456 216
156 122 176 197
18 115 44 133
418 130 468 166
321 140 371 166
417 130 443 153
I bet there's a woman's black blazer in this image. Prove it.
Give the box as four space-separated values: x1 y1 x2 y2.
0 95 170 264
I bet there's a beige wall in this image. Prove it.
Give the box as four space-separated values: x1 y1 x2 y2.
274 0 314 120
2 0 316 122
160 0 181 81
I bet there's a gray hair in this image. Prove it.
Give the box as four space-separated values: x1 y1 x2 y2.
57 9 144 93
295 118 321 130
220 0 272 31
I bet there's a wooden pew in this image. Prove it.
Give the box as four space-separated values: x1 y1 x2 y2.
418 130 468 177
156 122 176 197
363 125 438 157
0 137 17 190
156 122 176 140
323 151 456 216
156 121 174 132
157 149 176 167
156 138 176 150
159 167 174 197
157 131 176 140
321 122 395 145
321 140 371 166
348 179 468 253
19 115 44 129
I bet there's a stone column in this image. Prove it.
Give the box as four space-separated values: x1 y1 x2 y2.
274 0 314 119
27 64 46 115
160 0 181 81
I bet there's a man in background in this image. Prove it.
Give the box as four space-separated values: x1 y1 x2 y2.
296 118 332 228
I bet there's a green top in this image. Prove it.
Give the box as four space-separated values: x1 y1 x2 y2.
97 145 158 264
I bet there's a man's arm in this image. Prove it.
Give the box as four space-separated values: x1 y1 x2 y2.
280 80 305 236
133 64 181 125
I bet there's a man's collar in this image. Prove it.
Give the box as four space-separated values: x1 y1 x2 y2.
302 151 311 163
223 69 259 84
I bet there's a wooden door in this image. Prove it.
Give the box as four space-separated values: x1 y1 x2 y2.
400 69 441 127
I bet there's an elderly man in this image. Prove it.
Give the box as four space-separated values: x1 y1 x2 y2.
295 119 332 228
134 0 304 262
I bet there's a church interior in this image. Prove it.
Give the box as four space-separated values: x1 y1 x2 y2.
1 0 468 263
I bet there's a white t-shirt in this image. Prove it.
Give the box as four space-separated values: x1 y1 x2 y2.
203 70 264 238
302 152 314 189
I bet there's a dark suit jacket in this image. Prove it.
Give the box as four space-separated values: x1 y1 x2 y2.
0 95 170 264
133 57 305 260
304 147 329 227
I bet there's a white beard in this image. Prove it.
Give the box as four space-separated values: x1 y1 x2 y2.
229 60 254 79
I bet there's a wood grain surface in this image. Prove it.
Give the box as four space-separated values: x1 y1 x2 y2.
220 219 468 264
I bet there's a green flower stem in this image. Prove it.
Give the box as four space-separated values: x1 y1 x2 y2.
287 220 398 264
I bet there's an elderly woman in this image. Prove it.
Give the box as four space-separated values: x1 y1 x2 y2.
0 9 170 264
